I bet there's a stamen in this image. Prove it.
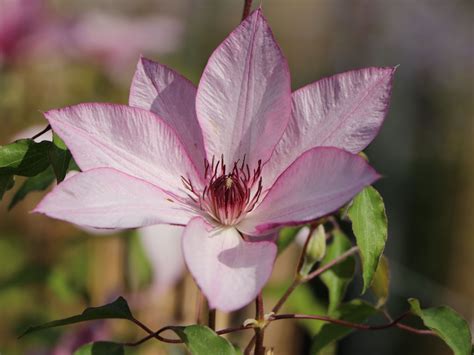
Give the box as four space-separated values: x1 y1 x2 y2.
181 155 264 225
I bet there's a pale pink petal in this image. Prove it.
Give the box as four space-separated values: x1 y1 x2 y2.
239 147 379 235
34 168 194 229
44 103 203 197
129 57 205 169
139 224 185 294
195 9 291 169
182 217 277 312
263 67 395 188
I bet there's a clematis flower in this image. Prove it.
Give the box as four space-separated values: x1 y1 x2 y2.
34 10 395 311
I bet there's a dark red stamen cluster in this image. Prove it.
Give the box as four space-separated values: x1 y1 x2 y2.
182 155 263 225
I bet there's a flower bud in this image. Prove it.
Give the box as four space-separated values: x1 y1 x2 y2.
299 224 326 276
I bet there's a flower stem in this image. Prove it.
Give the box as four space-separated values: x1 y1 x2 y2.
254 293 265 355
241 0 253 21
208 309 216 330
303 246 359 281
31 124 51 140
195 289 205 324
246 244 359 350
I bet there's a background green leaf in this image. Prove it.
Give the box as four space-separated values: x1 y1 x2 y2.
310 300 377 354
320 230 355 314
348 186 388 292
172 325 236 355
0 139 52 176
8 167 55 209
409 298 472 355
74 341 124 355
277 226 301 254
20 297 133 338
0 174 14 199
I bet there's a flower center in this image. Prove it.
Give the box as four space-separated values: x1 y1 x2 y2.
182 155 263 225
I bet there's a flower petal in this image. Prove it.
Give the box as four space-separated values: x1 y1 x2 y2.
34 168 194 229
129 57 205 169
44 103 203 197
182 217 277 312
239 147 380 235
196 9 291 169
263 67 395 188
139 224 185 294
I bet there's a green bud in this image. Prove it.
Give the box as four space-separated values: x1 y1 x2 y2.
299 225 326 276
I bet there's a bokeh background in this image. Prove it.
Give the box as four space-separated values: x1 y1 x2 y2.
1 0 473 354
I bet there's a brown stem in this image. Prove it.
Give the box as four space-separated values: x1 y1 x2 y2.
173 277 186 321
270 312 409 330
208 309 216 330
271 278 302 314
254 293 265 355
383 310 436 336
241 0 253 21
195 289 204 324
295 223 320 274
304 246 359 281
246 246 360 350
124 324 253 347
31 124 51 141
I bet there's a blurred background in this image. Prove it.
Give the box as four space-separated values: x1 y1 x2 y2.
0 0 472 354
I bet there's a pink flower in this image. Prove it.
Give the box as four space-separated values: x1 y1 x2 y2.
34 10 395 312
139 225 185 294
0 0 46 62
65 12 183 73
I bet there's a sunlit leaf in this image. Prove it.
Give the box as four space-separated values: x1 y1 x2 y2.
20 297 133 338
310 300 377 354
74 341 124 355
320 230 355 314
48 133 72 182
409 298 472 355
0 139 52 176
8 167 55 209
370 255 390 308
171 325 236 355
348 186 387 292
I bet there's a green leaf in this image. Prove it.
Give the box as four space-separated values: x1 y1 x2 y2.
0 174 14 199
20 296 133 338
409 298 472 355
277 226 301 254
48 133 72 182
347 186 387 292
320 230 355 314
0 139 52 176
370 255 390 308
171 325 236 355
310 300 377 354
74 341 124 355
8 167 55 209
